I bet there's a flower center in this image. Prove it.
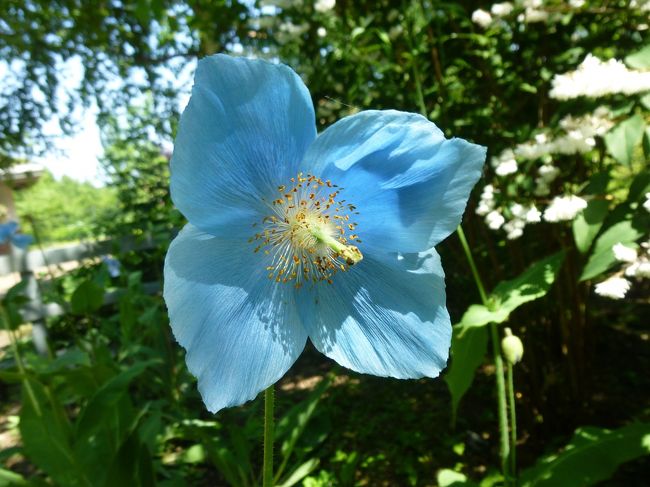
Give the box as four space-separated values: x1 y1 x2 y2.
252 173 363 288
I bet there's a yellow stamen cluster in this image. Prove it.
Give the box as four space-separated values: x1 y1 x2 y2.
251 173 363 288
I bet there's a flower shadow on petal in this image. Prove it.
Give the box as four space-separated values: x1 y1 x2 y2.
301 250 451 378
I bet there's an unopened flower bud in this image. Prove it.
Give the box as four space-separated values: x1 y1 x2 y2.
501 328 524 365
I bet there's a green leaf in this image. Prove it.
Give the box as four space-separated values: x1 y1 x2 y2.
641 93 650 111
625 44 650 69
627 170 650 203
444 325 488 423
492 251 565 314
277 458 321 487
19 379 87 486
573 199 610 254
580 220 643 281
458 252 565 329
604 114 645 166
437 469 478 486
275 376 331 482
70 279 105 314
520 423 650 486
0 468 28 486
74 360 158 441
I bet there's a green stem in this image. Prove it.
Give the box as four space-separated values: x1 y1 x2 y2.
0 305 41 417
507 364 518 483
456 225 510 483
456 225 489 305
263 385 275 487
490 323 510 484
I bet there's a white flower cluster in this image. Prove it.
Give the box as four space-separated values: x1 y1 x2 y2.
595 241 650 299
644 192 650 213
594 277 631 300
476 185 542 238
543 195 588 222
491 149 518 176
520 0 548 23
514 109 613 160
314 0 335 13
472 2 514 28
503 203 542 239
550 54 650 100
534 163 560 196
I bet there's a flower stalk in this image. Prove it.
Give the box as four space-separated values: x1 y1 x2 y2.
457 225 511 484
263 384 275 487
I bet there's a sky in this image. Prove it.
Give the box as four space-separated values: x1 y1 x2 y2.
2 53 194 188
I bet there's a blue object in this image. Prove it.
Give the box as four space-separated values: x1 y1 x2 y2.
164 54 486 412
0 221 33 249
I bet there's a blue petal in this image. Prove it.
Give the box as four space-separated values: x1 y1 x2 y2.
299 250 451 379
164 224 308 413
0 221 18 243
302 110 486 257
171 54 317 237
10 233 33 249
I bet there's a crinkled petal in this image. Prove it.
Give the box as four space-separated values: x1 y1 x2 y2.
164 224 308 413
299 249 451 379
302 110 486 257
171 54 317 237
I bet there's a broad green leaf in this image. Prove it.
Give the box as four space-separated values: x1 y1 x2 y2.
520 423 650 487
641 93 650 111
74 359 158 441
604 114 645 166
458 304 508 328
573 199 610 254
627 170 650 203
625 44 650 69
437 469 478 486
70 279 104 314
444 325 488 423
0 468 28 486
459 252 565 329
580 220 643 281
277 458 321 487
492 251 565 315
19 379 89 487
275 376 331 482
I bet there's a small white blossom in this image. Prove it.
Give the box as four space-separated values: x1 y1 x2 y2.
594 276 631 299
492 149 518 176
543 195 588 222
491 2 514 16
503 218 526 239
317 27 327 37
314 0 335 12
613 243 638 263
524 8 549 23
476 184 496 216
525 205 542 223
472 9 493 28
644 192 650 212
486 210 506 230
569 0 585 7
550 54 650 100
626 260 650 278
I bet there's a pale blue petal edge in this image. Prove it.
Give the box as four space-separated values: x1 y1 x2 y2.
163 224 308 413
301 110 486 257
299 249 451 379
170 54 317 237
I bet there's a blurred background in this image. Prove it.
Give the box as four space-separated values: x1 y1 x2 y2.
0 0 648 486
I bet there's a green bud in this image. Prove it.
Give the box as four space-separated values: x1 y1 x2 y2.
501 327 524 365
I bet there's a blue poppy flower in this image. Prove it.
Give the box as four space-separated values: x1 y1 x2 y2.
164 54 486 413
0 221 33 249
